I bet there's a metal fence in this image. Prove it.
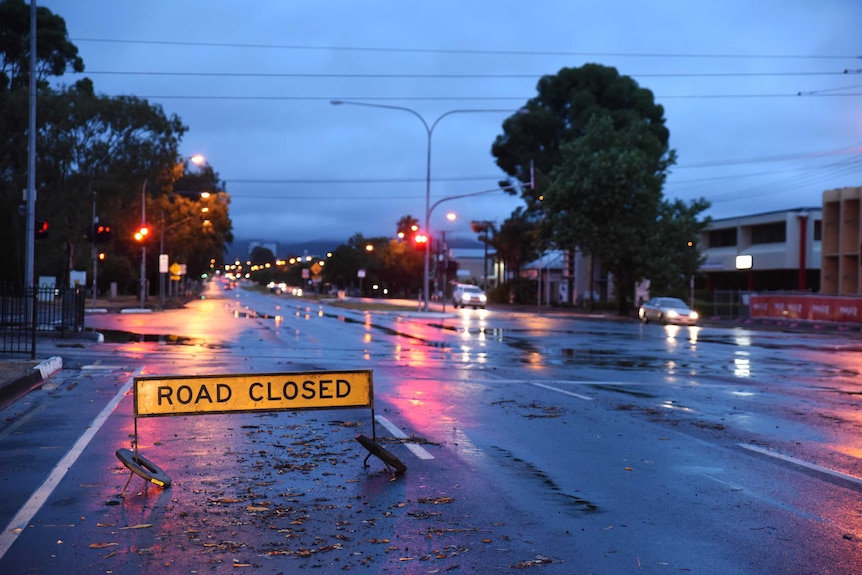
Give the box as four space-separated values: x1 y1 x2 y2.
0 284 86 358
712 290 750 319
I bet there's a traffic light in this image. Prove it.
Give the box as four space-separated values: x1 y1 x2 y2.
35 220 48 239
134 225 150 242
412 233 429 251
93 223 112 243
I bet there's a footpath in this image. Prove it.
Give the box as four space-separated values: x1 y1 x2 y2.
0 295 140 409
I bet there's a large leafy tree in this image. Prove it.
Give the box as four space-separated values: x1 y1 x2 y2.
0 0 85 284
491 207 539 298
0 0 83 91
34 79 187 289
544 114 670 313
160 160 233 282
0 2 233 292
492 63 709 313
644 198 711 297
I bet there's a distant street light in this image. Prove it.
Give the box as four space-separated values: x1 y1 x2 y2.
331 100 527 311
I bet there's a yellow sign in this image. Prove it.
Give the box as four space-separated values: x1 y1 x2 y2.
169 262 182 275
310 262 322 276
134 370 373 417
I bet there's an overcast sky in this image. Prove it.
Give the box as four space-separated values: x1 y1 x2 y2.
41 0 862 251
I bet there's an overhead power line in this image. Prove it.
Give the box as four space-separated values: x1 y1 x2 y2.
99 93 862 102
71 38 862 61
226 175 503 185
72 70 855 79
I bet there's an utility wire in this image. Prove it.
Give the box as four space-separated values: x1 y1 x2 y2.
71 38 862 61
97 93 862 101
71 70 856 79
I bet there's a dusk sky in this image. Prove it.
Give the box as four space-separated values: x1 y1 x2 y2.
41 1 862 250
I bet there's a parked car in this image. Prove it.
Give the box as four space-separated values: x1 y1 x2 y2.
452 284 487 309
638 297 698 325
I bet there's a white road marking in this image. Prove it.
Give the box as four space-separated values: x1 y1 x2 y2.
0 370 138 560
529 382 593 401
374 415 435 460
739 443 862 488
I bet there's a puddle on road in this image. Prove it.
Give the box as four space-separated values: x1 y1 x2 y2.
98 329 209 346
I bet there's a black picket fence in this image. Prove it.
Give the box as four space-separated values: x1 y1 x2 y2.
0 284 86 358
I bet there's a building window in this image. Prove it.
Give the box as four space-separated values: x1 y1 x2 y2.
751 222 786 244
708 227 737 248
813 220 821 241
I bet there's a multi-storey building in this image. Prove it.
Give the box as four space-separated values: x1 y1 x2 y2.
699 208 822 293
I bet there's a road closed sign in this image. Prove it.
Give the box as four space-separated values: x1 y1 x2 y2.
134 370 373 417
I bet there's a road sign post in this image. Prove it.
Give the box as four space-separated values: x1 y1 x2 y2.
117 370 404 488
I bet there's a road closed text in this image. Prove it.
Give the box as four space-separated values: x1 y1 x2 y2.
134 371 373 417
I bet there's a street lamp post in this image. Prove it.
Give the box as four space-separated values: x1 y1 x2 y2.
331 100 524 312
139 180 147 309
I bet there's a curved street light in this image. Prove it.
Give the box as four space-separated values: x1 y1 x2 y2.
331 100 527 311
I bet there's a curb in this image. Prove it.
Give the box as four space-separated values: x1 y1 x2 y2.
0 356 63 410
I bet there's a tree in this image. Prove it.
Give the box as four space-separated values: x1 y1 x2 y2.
0 0 84 91
0 0 84 284
492 64 672 211
249 246 275 266
544 114 666 313
33 79 187 288
161 159 234 280
644 198 712 297
396 214 420 238
492 63 709 313
491 208 539 302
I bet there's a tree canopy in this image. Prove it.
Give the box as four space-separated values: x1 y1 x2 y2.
491 63 710 312
0 0 233 293
0 0 83 91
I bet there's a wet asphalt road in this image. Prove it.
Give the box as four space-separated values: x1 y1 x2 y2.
1 281 861 574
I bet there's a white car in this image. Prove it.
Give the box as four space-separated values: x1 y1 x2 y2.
452 284 487 309
638 297 698 325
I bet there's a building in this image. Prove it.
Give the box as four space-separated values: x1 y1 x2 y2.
699 208 822 293
821 186 862 295
521 249 606 305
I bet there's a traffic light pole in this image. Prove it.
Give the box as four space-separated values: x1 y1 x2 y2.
92 190 99 306
24 0 36 288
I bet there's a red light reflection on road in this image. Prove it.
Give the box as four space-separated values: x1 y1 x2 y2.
385 377 476 437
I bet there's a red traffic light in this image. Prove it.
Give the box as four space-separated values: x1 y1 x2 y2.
93 223 112 243
412 233 429 250
35 220 49 239
134 225 150 242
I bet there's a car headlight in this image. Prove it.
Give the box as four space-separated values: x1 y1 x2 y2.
667 310 679 318
479 295 487 302
690 311 699 320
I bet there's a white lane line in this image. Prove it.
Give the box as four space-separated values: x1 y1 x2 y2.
374 415 435 460
739 443 862 488
0 370 138 560
529 382 593 401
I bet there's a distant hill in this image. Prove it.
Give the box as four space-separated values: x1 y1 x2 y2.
226 239 343 262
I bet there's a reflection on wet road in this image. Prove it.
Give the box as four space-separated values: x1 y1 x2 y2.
66 283 862 573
